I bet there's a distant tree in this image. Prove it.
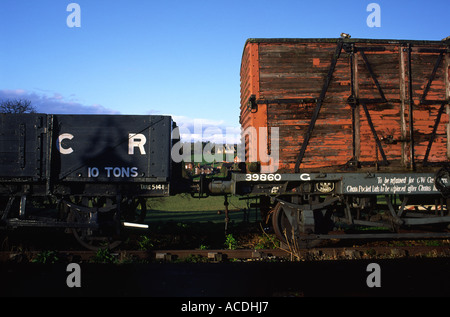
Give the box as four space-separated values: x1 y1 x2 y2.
0 99 37 113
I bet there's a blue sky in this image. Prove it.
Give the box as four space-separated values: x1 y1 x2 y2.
0 0 449 142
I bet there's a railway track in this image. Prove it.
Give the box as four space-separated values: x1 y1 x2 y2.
1 243 449 263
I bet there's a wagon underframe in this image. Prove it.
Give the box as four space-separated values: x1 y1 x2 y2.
230 170 450 244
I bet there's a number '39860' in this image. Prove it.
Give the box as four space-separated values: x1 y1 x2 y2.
245 174 282 181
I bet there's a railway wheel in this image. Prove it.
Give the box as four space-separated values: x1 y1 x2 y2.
64 198 122 251
122 197 147 224
271 202 321 249
271 203 292 244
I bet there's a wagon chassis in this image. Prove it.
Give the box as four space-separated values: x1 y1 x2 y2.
0 184 158 250
226 170 450 246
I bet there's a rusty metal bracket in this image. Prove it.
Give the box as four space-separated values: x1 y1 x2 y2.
423 102 447 165
247 95 258 113
420 52 444 104
407 44 416 170
351 47 399 167
359 50 387 102
348 45 358 161
419 51 447 165
294 40 344 173
361 103 389 166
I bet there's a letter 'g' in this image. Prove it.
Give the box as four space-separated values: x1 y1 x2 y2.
128 133 147 155
57 133 74 154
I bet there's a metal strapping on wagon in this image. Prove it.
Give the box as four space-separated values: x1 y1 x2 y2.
407 43 416 170
294 40 344 172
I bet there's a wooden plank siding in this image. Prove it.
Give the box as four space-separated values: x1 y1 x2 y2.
240 38 450 173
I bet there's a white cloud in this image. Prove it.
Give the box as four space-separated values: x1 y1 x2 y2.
0 89 120 114
172 115 241 144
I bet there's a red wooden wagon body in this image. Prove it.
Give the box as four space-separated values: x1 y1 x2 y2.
240 38 450 173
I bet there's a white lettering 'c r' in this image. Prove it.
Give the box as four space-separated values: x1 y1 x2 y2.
57 133 74 154
128 133 147 155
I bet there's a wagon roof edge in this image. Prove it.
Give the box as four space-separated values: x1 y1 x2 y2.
244 37 450 46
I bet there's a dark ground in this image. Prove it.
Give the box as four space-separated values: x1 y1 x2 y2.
1 257 449 298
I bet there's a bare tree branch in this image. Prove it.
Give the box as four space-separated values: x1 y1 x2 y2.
0 99 37 113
